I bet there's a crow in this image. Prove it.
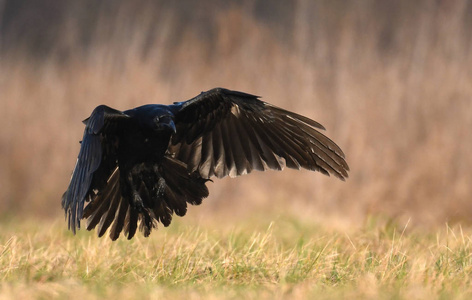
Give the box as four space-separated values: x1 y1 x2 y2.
62 88 349 240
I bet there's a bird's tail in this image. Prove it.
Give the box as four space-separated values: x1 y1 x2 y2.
82 157 209 240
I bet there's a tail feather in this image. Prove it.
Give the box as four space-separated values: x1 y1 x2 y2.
152 200 172 227
161 157 210 206
164 186 187 217
124 205 138 239
109 199 128 240
139 213 154 237
97 186 121 237
84 168 120 230
81 156 209 240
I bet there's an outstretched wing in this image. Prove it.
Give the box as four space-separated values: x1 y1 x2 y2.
62 105 129 233
168 88 349 180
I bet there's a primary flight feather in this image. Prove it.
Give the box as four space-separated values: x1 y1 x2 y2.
62 88 349 240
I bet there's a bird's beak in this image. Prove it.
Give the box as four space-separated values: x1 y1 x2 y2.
167 120 176 134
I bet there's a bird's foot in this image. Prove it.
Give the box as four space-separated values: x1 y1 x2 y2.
156 177 166 198
132 191 145 213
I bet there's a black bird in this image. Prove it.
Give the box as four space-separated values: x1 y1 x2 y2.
62 88 349 240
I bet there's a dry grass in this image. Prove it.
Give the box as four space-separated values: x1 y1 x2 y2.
2 0 471 225
0 0 472 299
1 1 472 297
1 214 472 299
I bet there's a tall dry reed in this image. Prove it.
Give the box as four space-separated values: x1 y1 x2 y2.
1 0 471 226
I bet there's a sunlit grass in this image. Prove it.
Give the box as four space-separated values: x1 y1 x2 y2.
1 2 472 298
1 214 472 299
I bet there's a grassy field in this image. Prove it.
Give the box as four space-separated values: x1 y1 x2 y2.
1 214 472 299
2 0 472 223
1 1 472 298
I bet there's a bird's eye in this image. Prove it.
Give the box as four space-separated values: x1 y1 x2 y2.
154 117 160 123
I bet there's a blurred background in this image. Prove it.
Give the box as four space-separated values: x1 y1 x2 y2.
1 0 471 228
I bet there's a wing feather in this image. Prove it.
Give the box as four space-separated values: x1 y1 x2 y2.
109 196 129 240
97 183 121 237
199 133 214 177
226 116 250 176
62 105 129 233
169 88 348 180
219 120 237 177
84 168 120 230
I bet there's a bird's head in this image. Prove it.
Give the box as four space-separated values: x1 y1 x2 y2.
154 114 176 134
130 105 177 135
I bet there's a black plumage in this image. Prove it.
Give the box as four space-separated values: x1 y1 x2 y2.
62 88 349 240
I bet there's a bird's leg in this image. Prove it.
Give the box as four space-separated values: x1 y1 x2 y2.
124 166 146 213
153 165 166 199
132 190 145 212
156 177 166 198
124 163 166 212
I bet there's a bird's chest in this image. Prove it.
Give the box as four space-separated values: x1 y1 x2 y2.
117 127 171 167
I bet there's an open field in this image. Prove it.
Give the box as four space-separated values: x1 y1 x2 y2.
2 214 472 299
1 1 472 298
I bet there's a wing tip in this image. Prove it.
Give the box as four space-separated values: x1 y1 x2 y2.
211 87 261 99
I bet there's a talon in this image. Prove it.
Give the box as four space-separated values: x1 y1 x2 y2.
156 178 166 198
132 191 144 212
